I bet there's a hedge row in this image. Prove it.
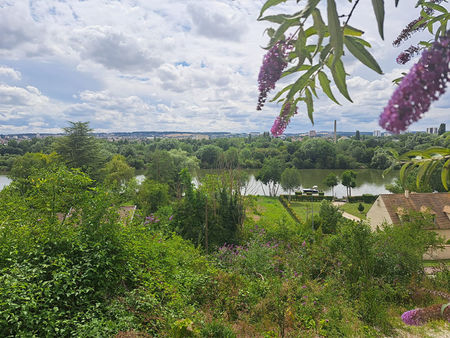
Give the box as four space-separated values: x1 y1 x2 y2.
279 196 302 223
285 195 333 202
348 194 378 203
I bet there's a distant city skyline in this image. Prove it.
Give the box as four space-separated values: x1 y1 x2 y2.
0 1 448 134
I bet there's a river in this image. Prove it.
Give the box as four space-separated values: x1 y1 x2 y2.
0 169 397 198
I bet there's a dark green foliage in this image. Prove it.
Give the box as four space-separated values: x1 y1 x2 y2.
256 157 284 196
173 172 244 250
280 167 301 199
438 123 446 135
54 121 105 178
358 203 365 213
318 200 342 234
136 179 170 214
341 170 357 198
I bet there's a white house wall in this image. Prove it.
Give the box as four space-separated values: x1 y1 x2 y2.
366 196 393 231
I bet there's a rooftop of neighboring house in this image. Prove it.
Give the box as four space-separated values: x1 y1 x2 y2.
379 193 450 229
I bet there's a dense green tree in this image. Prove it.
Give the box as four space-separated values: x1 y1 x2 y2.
101 154 135 189
355 130 360 140
342 170 357 199
136 179 170 215
196 145 223 168
323 173 339 197
280 168 301 200
54 121 104 177
438 123 446 135
370 148 393 170
256 157 284 196
319 200 343 234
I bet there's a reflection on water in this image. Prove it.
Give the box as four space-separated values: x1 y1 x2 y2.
1 169 398 198
0 175 11 191
196 169 397 198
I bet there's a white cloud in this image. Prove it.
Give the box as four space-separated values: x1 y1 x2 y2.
0 66 21 82
71 26 163 73
0 0 447 134
187 2 247 41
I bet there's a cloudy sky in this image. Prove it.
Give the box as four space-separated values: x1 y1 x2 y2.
0 0 448 134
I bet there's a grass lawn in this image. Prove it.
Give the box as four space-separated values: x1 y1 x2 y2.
289 201 323 221
246 196 294 225
338 202 372 220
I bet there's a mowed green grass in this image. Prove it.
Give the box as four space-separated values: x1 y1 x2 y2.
338 202 372 220
289 201 323 222
246 196 293 223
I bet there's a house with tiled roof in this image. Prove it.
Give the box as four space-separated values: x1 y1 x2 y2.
366 192 450 260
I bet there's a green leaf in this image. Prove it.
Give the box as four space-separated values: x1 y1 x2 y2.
264 27 276 38
268 19 298 48
281 64 311 78
318 71 340 104
259 14 288 24
312 8 326 56
320 44 332 62
423 2 448 14
351 37 372 48
343 25 364 37
270 84 293 102
344 36 383 74
287 64 321 100
328 57 352 102
294 27 307 65
286 0 321 20
309 78 318 98
441 303 450 316
327 0 343 59
400 162 413 188
416 160 432 189
258 0 288 19
371 0 385 40
442 159 450 191
305 87 314 124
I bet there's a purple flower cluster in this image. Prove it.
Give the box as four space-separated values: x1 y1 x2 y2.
270 101 298 137
392 0 443 47
380 32 450 133
396 45 421 65
144 214 160 225
257 41 291 110
401 309 421 326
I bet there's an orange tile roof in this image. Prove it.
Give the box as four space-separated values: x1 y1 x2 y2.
380 193 450 229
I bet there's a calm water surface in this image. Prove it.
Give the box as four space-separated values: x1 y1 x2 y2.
1 169 397 198
196 169 397 198
0 175 11 191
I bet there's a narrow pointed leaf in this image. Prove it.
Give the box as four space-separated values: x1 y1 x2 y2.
268 19 297 48
287 64 321 100
416 160 432 189
399 162 413 188
343 25 364 37
442 159 450 190
328 57 352 102
305 87 314 124
259 14 289 24
327 0 343 59
259 0 288 19
344 36 383 74
270 84 293 102
371 0 385 39
318 71 340 104
312 8 326 55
